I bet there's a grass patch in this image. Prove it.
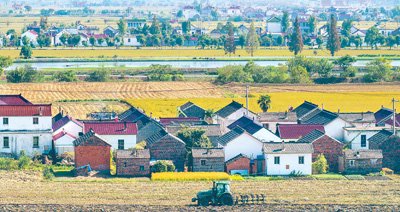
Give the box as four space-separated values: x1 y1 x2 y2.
245 176 286 181
345 175 365 180
312 173 347 180
151 172 243 181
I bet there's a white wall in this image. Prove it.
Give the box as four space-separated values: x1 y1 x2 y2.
265 153 312 175
20 32 38 46
267 22 282 33
123 36 141 47
54 135 75 155
325 118 352 142
221 133 263 161
253 128 281 143
97 134 136 150
1 116 52 131
53 121 82 138
214 109 257 128
344 129 382 150
0 133 52 156
261 121 297 134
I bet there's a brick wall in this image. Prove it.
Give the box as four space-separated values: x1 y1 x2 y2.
380 137 400 172
344 158 382 174
226 156 251 174
149 135 186 171
74 146 111 171
193 157 225 172
116 158 150 177
312 135 344 172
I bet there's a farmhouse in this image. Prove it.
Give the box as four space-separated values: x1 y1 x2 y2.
73 130 111 172
228 116 281 143
266 16 283 33
258 111 297 133
52 130 77 155
374 107 394 127
20 30 38 46
83 121 137 150
338 112 376 128
263 142 313 176
344 127 386 150
191 148 225 172
116 149 150 177
225 154 265 176
276 124 325 142
178 102 206 119
339 149 383 174
146 130 186 171
213 101 257 128
0 95 52 157
52 114 83 137
297 130 344 172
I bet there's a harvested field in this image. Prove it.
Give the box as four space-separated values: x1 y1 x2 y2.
53 101 130 119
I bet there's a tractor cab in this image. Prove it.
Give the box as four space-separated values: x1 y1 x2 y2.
212 181 230 196
192 181 234 206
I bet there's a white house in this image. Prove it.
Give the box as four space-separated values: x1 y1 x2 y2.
20 30 38 46
258 112 298 133
344 126 388 150
0 95 52 157
52 114 83 155
52 131 76 155
83 122 137 150
226 6 241 17
217 127 264 162
263 142 313 175
228 116 281 143
213 101 257 129
123 35 141 47
126 19 146 30
266 17 283 33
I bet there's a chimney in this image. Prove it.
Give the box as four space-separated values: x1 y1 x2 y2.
284 111 288 119
321 104 324 110
39 107 43 116
288 106 293 112
361 112 364 120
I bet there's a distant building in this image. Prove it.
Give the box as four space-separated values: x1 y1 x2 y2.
123 35 141 47
126 19 146 30
266 17 283 33
339 149 383 174
191 148 225 172
116 149 150 177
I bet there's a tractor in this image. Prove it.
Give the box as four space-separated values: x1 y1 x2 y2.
192 181 234 206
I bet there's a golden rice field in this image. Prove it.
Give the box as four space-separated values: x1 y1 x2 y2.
0 82 399 118
151 172 243 181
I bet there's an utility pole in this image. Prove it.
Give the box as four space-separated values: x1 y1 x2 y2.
392 98 399 135
245 84 249 116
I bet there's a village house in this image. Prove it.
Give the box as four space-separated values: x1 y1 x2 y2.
225 154 265 176
338 112 376 128
166 124 228 147
213 101 257 128
374 107 394 127
126 18 146 30
0 95 52 157
145 130 186 171
258 111 298 133
103 26 119 38
228 116 281 143
20 30 38 46
339 149 383 174
52 130 77 155
178 101 206 119
52 114 83 137
263 142 313 176
276 124 325 142
266 16 283 33
116 149 150 177
123 35 141 47
217 127 264 162
297 130 344 172
344 126 387 150
191 148 225 172
83 121 137 150
73 130 111 172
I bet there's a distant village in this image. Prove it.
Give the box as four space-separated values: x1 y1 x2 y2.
0 94 399 177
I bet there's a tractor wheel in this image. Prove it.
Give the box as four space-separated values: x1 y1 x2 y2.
220 194 234 206
198 199 209 206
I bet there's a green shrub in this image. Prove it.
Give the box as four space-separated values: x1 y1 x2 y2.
43 166 55 180
166 164 176 172
18 155 32 169
0 158 18 170
53 70 78 82
6 65 38 83
312 154 329 174
151 160 174 173
85 68 110 82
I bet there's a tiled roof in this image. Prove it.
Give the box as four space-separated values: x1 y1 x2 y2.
338 112 376 124
159 117 203 126
166 124 227 137
277 124 325 139
263 143 314 154
374 107 393 124
116 149 150 159
0 105 52 116
53 115 83 131
300 109 338 125
293 101 319 118
343 149 383 159
73 130 111 147
225 153 250 164
145 130 168 146
258 112 297 122
217 127 246 146
137 120 165 142
119 107 147 122
228 116 263 135
368 129 393 147
192 148 224 158
53 131 77 141
178 102 206 119
384 115 400 127
52 112 64 124
84 122 137 135
0 94 32 105
296 129 325 143
215 101 243 118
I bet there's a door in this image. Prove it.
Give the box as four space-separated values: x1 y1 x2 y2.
257 159 263 175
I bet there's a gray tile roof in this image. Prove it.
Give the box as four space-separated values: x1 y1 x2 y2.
73 130 110 147
228 116 263 135
296 129 325 143
166 124 228 137
145 130 168 146
192 148 224 158
293 101 319 118
215 101 244 118
368 129 393 146
116 149 150 159
300 109 338 125
343 149 383 159
217 127 246 146
263 143 313 154
338 112 376 124
258 112 298 122
178 102 206 119
119 107 147 123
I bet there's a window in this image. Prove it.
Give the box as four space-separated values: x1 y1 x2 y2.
140 166 145 171
3 137 9 148
201 159 207 166
274 156 280 165
118 140 125 150
361 135 367 148
3 118 8 125
286 165 290 169
33 117 39 125
298 156 304 164
128 38 131 42
33 136 39 148
349 160 355 167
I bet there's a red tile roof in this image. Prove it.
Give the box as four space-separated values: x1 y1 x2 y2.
277 124 325 139
84 122 137 135
0 105 52 116
0 95 32 105
53 131 77 141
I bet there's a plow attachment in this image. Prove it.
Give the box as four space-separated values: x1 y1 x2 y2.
234 194 266 205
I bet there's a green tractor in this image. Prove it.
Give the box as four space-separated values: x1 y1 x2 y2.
192 181 234 206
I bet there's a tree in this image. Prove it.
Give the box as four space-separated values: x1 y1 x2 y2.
177 128 212 151
238 35 245 49
117 18 127 35
281 11 289 33
149 15 161 35
245 22 260 57
182 21 191 34
277 35 284 46
334 55 356 73
308 15 317 34
289 65 311 83
386 35 397 49
59 33 69 46
37 35 51 48
316 36 323 48
97 38 105 46
40 16 49 31
365 26 380 49
20 45 32 59
53 70 77 82
85 68 110 82
89 37 96 47
288 17 303 56
257 95 271 112
224 24 236 56
312 154 328 174
341 19 352 37
0 56 13 75
314 58 334 77
177 10 183 18
6 65 37 83
326 14 340 56
364 58 393 82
